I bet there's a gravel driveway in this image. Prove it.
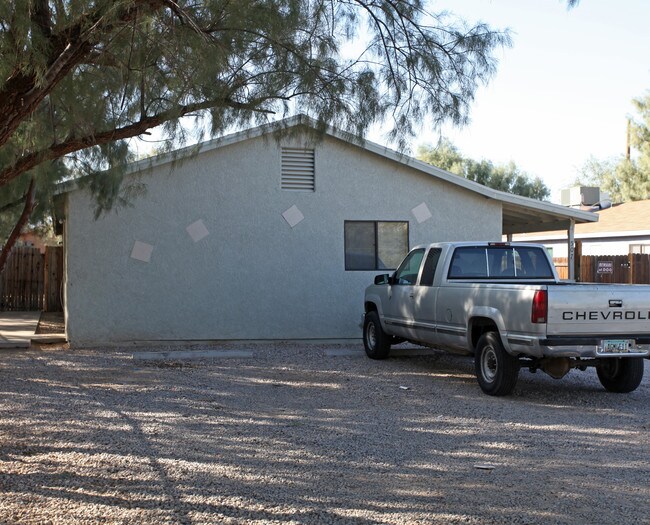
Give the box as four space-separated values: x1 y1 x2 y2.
1 343 649 524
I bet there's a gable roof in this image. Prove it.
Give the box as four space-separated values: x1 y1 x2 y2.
576 200 650 235
60 114 597 234
517 199 650 241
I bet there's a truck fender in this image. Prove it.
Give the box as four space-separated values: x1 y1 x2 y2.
466 306 513 355
364 294 387 328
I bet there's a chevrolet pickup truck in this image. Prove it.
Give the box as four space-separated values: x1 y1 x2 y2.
363 242 650 395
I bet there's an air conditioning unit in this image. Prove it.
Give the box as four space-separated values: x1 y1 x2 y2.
561 186 600 207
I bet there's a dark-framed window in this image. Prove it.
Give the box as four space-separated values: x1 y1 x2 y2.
344 221 409 271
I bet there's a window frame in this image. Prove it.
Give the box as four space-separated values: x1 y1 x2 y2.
344 220 410 271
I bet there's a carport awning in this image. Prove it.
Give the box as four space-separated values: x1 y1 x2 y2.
501 199 597 235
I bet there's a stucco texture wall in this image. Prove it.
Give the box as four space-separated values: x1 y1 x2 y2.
65 133 502 343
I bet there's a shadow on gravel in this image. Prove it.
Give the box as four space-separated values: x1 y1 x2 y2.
0 349 648 524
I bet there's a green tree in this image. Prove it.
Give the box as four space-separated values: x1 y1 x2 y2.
416 139 465 174
0 0 516 267
417 141 551 200
578 92 650 203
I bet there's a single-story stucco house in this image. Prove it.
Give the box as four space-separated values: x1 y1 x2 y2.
59 115 596 344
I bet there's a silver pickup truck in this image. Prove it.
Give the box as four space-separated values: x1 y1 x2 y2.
363 242 650 395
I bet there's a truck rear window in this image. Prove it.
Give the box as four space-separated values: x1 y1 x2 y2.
448 246 554 279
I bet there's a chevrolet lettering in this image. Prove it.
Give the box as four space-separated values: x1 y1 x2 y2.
562 311 650 321
362 242 650 396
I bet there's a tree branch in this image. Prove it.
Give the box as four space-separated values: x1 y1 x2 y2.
0 178 37 274
0 98 274 186
0 193 28 214
0 0 166 149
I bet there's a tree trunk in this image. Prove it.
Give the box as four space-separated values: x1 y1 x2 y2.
0 177 37 274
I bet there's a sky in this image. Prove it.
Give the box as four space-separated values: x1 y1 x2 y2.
137 1 650 203
396 0 650 202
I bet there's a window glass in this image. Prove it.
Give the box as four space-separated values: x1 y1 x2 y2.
630 244 650 254
449 247 487 278
449 246 554 279
487 248 517 276
344 222 375 270
377 222 409 270
394 249 425 285
420 248 442 286
344 221 409 271
516 247 554 278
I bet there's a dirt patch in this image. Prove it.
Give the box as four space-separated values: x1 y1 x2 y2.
34 311 64 334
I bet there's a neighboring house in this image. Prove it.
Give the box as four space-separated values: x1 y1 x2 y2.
514 199 650 258
60 116 596 344
16 230 57 254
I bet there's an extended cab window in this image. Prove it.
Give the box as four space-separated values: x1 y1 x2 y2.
394 249 425 285
420 248 442 286
448 246 554 279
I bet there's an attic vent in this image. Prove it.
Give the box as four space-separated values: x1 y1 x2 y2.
281 148 315 191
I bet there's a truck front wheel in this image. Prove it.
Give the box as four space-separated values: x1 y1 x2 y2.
596 357 644 393
363 311 391 359
475 332 519 396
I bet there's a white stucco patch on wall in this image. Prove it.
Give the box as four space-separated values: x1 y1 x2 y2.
186 219 209 242
130 241 154 263
282 205 305 228
412 202 432 224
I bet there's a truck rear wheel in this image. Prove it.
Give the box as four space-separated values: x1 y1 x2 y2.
363 311 391 359
475 332 519 396
596 357 644 393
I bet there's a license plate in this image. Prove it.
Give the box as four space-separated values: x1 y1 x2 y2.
600 339 631 354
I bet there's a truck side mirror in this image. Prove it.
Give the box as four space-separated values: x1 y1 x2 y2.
374 274 390 285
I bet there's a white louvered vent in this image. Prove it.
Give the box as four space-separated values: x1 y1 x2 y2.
281 148 315 191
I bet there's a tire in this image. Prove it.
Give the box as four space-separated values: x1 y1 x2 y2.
474 332 520 396
363 311 391 359
596 357 644 393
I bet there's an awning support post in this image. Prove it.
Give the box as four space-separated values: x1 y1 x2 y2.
568 219 575 281
506 233 513 242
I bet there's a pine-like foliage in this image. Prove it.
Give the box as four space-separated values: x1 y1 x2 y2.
0 0 515 240
417 140 551 200
578 92 650 203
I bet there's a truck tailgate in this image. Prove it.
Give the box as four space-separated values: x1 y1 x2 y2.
547 284 650 336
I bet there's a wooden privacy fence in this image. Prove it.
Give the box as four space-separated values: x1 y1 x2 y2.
0 246 63 311
553 254 650 284
553 257 569 280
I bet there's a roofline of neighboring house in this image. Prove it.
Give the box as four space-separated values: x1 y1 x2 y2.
516 230 650 242
56 114 596 225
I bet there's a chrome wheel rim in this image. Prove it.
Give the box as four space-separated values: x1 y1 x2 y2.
367 322 377 350
481 346 498 383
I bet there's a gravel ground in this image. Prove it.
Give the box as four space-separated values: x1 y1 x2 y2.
1 343 649 525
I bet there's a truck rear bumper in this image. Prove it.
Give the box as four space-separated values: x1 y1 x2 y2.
537 336 650 359
538 345 649 359
507 334 650 359
540 335 650 346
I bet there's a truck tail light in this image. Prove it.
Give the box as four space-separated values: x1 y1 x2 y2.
532 290 547 324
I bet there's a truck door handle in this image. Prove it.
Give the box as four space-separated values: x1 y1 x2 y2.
409 294 415 298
